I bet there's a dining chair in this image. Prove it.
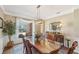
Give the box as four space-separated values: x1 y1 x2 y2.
24 40 32 54
22 38 27 53
47 33 54 41
18 34 26 53
68 41 78 54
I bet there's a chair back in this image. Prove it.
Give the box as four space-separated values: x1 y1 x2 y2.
18 34 26 46
25 40 32 54
19 34 24 38
68 41 78 54
47 33 54 41
22 38 26 47
68 47 75 54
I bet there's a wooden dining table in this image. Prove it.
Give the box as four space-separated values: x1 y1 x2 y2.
30 39 61 54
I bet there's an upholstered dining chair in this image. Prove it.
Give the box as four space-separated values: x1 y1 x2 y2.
46 33 54 41
25 40 32 54
68 41 78 54
19 34 40 54
25 40 41 54
22 38 27 53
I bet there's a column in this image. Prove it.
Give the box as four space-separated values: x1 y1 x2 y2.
32 21 35 44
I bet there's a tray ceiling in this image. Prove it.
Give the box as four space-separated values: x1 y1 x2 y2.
1 5 79 20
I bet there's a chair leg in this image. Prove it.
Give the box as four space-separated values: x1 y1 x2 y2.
23 47 24 53
23 46 26 53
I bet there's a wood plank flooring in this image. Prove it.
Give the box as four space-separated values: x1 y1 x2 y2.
3 43 70 54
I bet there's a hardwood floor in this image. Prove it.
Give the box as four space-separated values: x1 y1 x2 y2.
3 44 23 54
3 43 72 54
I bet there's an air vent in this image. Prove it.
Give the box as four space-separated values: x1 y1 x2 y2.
56 11 61 14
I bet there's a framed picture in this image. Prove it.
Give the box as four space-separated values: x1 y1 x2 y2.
49 22 62 31
0 17 3 28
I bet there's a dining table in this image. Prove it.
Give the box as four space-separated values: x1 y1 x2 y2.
30 39 61 54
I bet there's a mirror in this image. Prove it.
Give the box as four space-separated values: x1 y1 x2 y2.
49 22 62 32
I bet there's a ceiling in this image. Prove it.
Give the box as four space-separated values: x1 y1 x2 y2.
1 5 79 20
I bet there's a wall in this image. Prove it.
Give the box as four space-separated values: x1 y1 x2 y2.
0 8 4 53
0 8 4 37
45 9 79 53
73 9 79 53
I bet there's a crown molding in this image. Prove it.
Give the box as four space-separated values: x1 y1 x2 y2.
0 5 8 14
0 5 35 20
44 8 77 20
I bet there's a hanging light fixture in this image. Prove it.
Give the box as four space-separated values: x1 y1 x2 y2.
36 5 43 24
36 5 41 20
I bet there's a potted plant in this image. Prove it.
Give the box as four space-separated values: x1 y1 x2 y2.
2 20 16 48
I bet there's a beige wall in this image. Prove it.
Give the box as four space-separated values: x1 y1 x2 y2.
0 8 4 37
0 8 4 18
45 13 74 33
45 9 79 53
0 8 4 53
